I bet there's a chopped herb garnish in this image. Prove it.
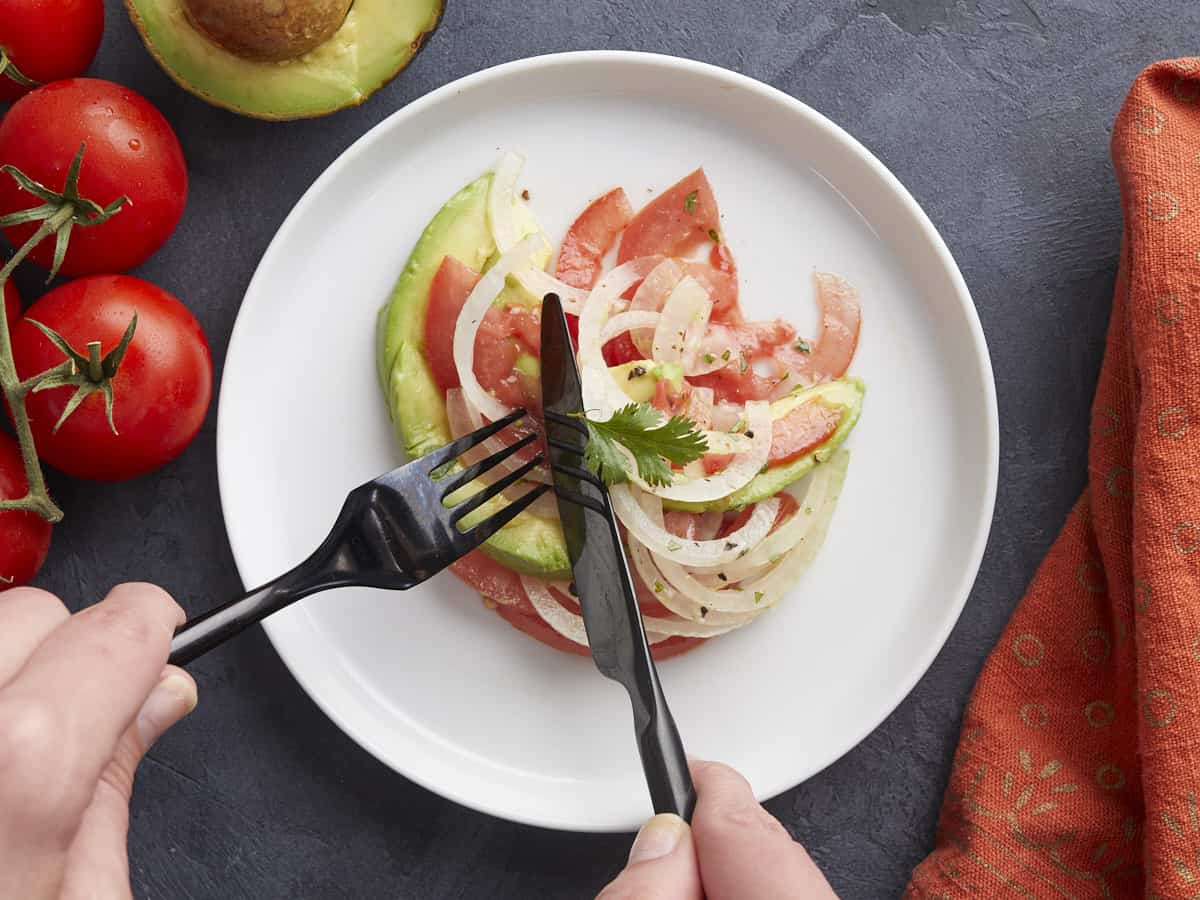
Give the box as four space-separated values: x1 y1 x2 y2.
700 605 709 618
805 506 813 515
754 591 764 604
717 572 728 582
654 580 664 593
732 420 746 433
666 539 682 552
739 352 749 374
708 228 721 243
684 190 698 214
721 349 731 362
703 352 716 364
575 402 709 487
724 541 737 551
794 338 812 354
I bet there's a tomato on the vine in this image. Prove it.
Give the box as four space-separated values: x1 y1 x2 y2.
0 79 187 275
0 431 52 589
11 275 212 481
2 280 18 333
0 0 103 103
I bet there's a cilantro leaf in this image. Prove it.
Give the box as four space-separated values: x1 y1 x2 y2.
576 403 709 487
684 190 698 214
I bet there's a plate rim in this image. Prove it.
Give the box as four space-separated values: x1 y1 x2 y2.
216 49 1000 832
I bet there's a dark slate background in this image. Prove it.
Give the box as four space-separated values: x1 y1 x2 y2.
11 1 1193 897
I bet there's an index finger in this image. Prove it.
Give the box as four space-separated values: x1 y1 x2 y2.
0 583 183 795
690 760 837 900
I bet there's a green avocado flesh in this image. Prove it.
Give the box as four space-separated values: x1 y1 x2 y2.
662 378 866 513
377 175 571 581
126 0 442 120
378 176 865 577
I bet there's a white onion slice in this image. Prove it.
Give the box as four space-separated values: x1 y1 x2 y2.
628 541 758 627
685 386 714 430
453 233 550 423
512 268 588 314
632 401 772 503
630 259 684 355
487 151 524 254
600 310 662 346
578 256 664 417
611 484 779 567
698 477 820 582
696 509 724 541
655 451 849 613
651 276 712 372
521 577 671 645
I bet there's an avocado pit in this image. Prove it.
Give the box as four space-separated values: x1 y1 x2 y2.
182 0 352 61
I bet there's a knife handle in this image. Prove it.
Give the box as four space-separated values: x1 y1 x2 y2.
638 684 697 822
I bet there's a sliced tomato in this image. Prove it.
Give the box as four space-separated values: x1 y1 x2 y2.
602 332 642 367
769 401 841 465
425 256 480 392
619 169 721 264
773 272 861 381
449 549 526 606
3 280 18 333
684 262 738 321
556 187 635 289
495 603 591 657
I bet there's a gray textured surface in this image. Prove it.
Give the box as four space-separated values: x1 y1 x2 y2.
15 1 1194 897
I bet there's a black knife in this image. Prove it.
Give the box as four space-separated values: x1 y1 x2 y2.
540 292 696 822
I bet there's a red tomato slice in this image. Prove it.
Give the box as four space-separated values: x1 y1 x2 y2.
618 169 721 264
3 280 19 333
768 401 842 466
773 273 861 382
425 255 480 392
602 332 642 367
449 549 526 606
425 255 541 409
556 187 634 290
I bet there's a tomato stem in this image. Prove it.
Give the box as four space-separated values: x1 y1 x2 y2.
0 204 74 522
0 49 40 90
85 341 103 382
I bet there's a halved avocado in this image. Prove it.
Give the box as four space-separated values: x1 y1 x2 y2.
125 0 443 120
378 174 571 581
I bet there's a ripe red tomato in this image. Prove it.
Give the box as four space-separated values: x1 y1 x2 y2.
618 168 721 264
11 275 212 481
425 255 479 392
0 431 52 589
0 79 187 276
3 280 19 334
0 0 103 103
556 187 634 290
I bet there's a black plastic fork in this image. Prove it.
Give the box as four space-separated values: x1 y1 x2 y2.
169 410 547 666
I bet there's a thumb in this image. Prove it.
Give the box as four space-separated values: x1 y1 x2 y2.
597 813 703 899
58 666 198 900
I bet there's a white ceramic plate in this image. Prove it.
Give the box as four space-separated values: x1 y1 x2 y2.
218 51 998 832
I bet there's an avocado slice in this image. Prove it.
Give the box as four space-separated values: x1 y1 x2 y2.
663 378 866 513
377 174 571 580
125 0 442 120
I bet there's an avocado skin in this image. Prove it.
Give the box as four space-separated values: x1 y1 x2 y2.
378 174 571 581
125 0 445 121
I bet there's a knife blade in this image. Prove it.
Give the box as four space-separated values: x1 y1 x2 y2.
540 292 696 822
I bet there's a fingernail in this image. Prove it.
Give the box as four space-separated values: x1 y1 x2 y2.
136 668 198 748
628 814 686 864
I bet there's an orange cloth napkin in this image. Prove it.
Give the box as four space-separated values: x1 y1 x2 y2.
907 58 1200 899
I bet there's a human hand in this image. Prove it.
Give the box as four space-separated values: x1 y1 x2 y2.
0 583 198 900
599 760 838 899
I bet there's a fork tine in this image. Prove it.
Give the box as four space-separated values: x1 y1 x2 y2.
421 408 527 473
449 453 546 525
544 409 590 438
463 483 551 547
438 431 541 498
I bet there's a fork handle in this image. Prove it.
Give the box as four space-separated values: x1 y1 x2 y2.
169 574 303 666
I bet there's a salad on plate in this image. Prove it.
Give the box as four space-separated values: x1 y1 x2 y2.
377 154 864 660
